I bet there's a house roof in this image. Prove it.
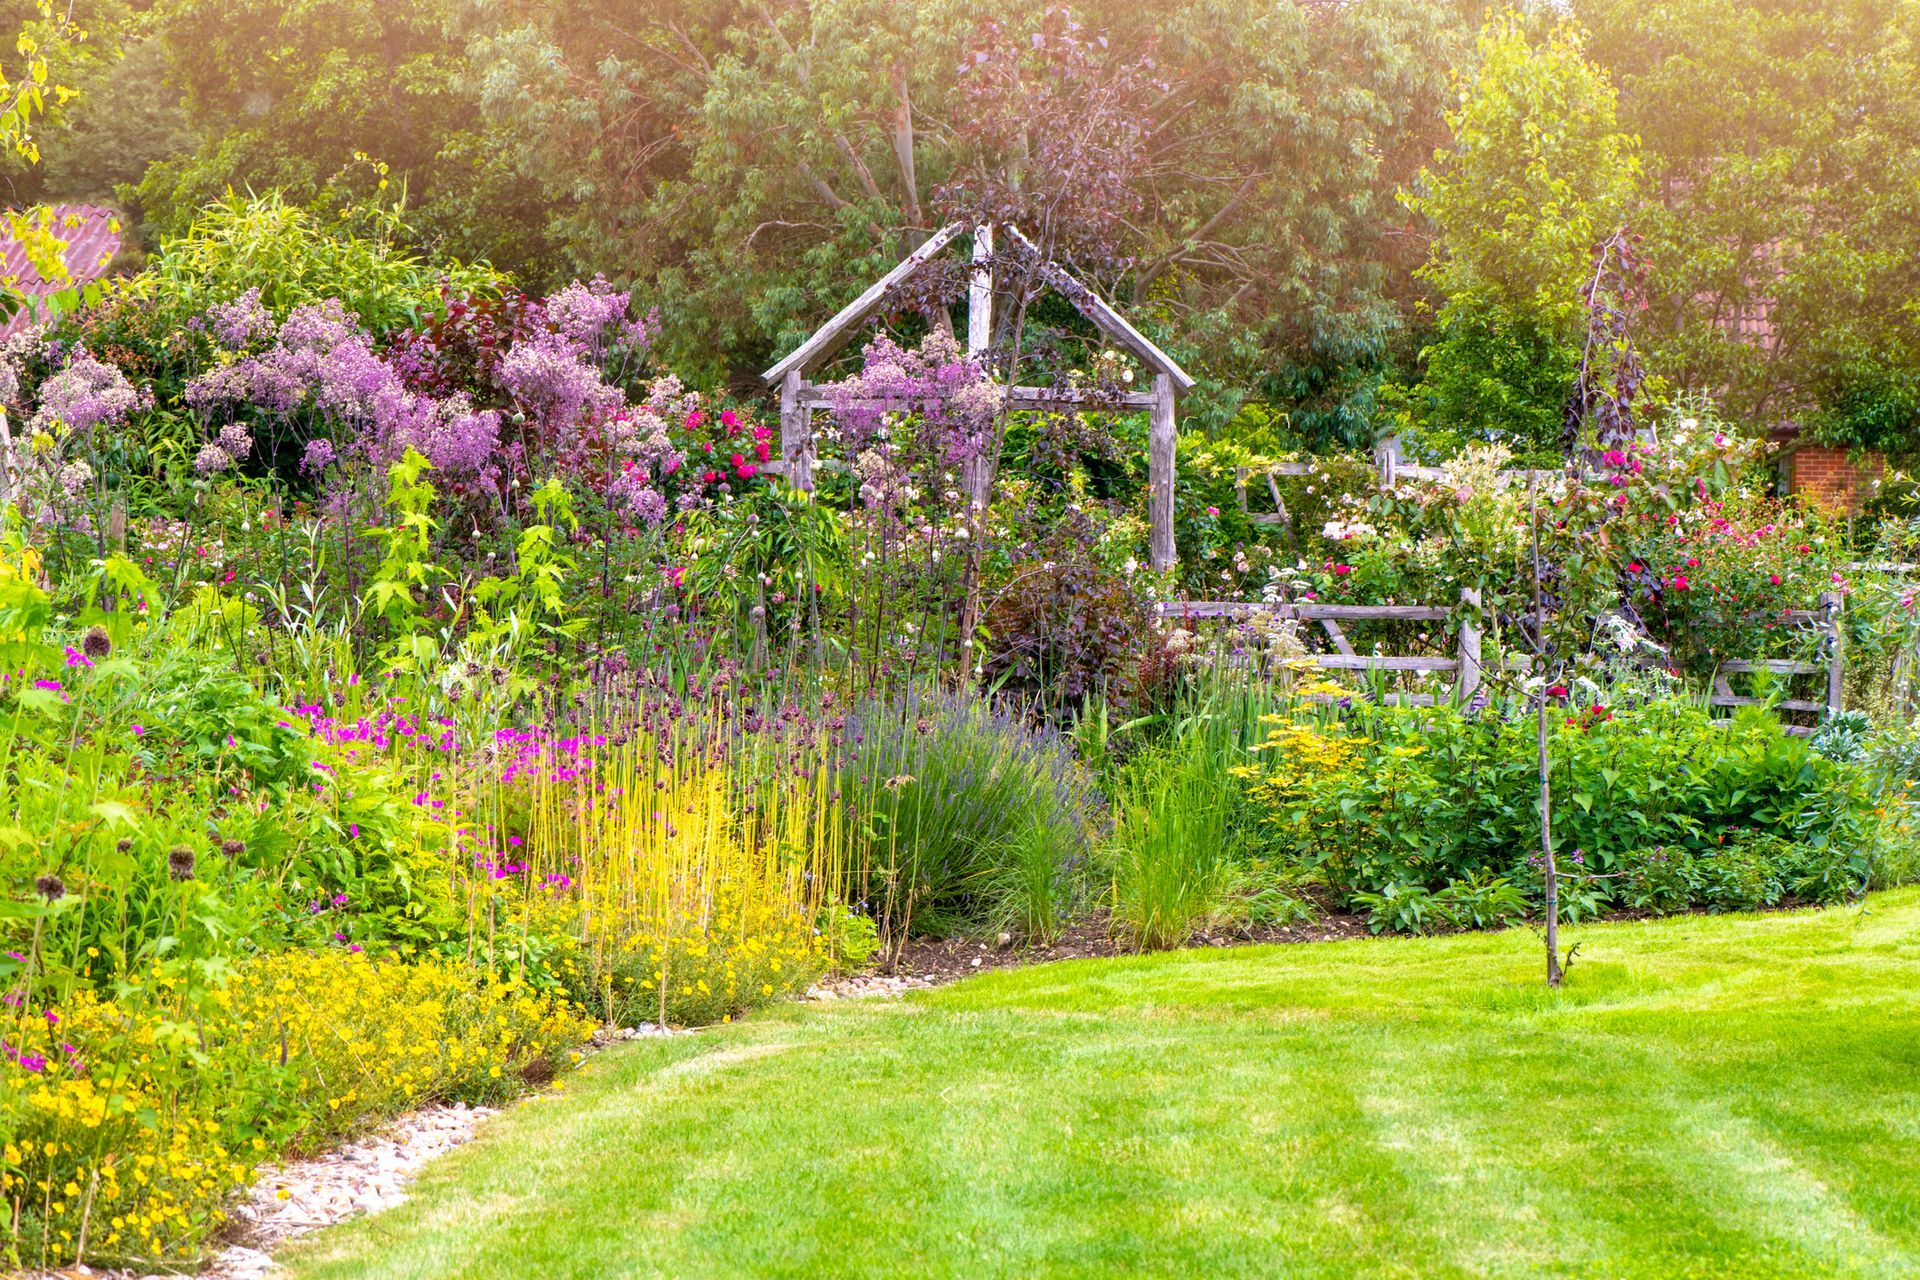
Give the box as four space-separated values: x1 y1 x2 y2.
0 203 124 336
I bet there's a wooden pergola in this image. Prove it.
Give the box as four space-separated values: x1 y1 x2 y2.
760 222 1195 570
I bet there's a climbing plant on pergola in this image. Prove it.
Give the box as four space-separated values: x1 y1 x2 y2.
760 222 1195 570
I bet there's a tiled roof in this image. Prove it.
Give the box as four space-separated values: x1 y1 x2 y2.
0 203 124 335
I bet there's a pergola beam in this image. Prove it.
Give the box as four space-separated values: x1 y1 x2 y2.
761 221 967 386
790 382 1159 412
999 224 1196 396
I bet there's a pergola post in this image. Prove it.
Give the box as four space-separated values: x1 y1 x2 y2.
779 368 813 491
1149 372 1177 572
967 224 993 360
962 225 997 512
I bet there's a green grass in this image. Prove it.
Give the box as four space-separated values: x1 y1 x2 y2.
281 892 1920 1280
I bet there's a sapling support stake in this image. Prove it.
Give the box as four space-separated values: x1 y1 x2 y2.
1530 471 1562 989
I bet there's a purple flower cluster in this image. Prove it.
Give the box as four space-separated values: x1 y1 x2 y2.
301 437 337 473
825 331 1000 466
497 330 624 432
542 277 657 365
186 299 505 492
379 391 502 481
206 287 275 349
167 281 692 517
28 347 152 436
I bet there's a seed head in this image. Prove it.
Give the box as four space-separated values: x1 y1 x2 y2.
167 845 196 881
221 838 246 858
35 874 64 902
81 626 112 661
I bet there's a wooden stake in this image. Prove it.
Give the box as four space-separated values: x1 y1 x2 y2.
1531 474 1562 988
1822 589 1845 716
1457 587 1482 704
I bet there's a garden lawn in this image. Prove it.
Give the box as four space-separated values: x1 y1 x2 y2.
280 891 1920 1280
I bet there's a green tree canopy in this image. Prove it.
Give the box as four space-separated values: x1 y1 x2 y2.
1400 12 1642 457
1581 0 1920 458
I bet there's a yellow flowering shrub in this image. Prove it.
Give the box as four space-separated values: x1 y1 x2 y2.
614 891 827 1028
2 989 252 1270
219 950 595 1151
1229 714 1362 861
512 878 827 1028
3 951 592 1272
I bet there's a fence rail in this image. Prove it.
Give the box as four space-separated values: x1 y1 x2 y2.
1706 591 1843 728
1157 587 1846 728
1155 589 1481 705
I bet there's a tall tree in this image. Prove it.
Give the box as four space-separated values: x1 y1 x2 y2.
134 0 554 269
1580 0 1920 457
1399 11 1642 459
456 0 1473 397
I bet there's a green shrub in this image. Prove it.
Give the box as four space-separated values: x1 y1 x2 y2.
1233 696 1890 929
131 191 504 336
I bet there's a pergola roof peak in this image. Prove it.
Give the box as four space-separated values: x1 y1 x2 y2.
760 221 1194 396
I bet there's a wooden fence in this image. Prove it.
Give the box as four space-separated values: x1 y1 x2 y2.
1228 437 1565 533
1706 592 1844 729
1154 589 1482 707
1157 587 1849 728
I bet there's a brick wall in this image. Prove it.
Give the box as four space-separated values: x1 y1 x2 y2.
1783 445 1885 514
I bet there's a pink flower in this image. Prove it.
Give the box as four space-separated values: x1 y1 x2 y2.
1333 564 1352 576
1671 574 1690 591
1769 573 1781 585
1205 506 1220 517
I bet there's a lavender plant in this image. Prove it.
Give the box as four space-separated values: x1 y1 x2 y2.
842 687 1098 959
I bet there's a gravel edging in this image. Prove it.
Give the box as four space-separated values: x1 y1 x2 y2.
28 1026 688 1280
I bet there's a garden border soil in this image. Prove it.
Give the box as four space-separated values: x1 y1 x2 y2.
884 907 1373 986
